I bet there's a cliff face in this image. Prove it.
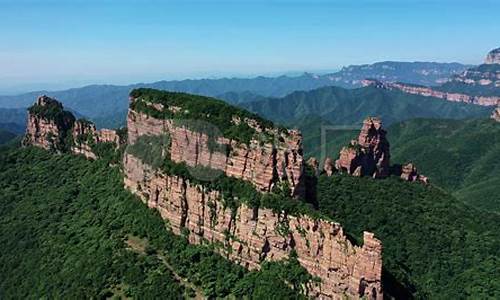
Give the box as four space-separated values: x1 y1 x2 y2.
24 92 384 299
123 152 383 299
127 105 305 196
23 95 75 151
362 79 500 106
23 96 121 158
335 117 390 178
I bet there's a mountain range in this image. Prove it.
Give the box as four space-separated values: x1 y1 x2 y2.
0 61 470 123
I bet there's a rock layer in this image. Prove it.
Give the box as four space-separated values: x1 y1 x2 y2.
123 152 383 299
126 105 305 196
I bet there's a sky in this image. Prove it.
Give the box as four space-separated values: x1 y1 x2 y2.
0 0 499 93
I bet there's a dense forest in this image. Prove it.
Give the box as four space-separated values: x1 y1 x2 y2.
297 117 500 214
316 174 500 299
0 146 310 299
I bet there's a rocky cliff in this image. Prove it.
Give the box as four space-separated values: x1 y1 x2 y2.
311 117 427 184
23 95 122 158
123 89 383 299
485 48 500 65
24 91 384 299
362 79 500 106
123 152 383 299
334 117 390 178
127 91 305 197
23 95 75 151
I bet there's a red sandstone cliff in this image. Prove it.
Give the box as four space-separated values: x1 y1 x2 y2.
23 96 121 158
123 152 383 299
22 95 75 151
126 102 305 197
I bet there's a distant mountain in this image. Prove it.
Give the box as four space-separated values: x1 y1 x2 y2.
0 108 29 134
436 48 499 97
326 61 470 88
240 85 491 127
364 48 500 101
436 63 499 97
0 61 469 122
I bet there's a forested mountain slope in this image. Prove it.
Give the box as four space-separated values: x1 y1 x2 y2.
0 147 310 299
240 86 491 127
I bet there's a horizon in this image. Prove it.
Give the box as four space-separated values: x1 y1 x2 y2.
1 0 499 94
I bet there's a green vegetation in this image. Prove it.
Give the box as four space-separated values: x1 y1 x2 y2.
0 146 311 298
130 88 282 144
28 99 75 127
240 85 491 127
126 134 324 219
316 174 500 299
388 118 500 213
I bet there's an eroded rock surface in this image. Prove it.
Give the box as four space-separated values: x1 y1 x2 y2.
335 117 390 178
23 96 121 158
126 104 305 196
400 163 429 184
123 152 383 299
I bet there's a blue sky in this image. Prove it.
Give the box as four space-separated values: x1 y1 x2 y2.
0 0 498 92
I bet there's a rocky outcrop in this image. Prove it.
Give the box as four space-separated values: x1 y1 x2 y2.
362 79 500 106
485 48 500 65
23 96 122 158
492 101 500 122
400 163 428 184
123 152 383 299
22 95 75 151
335 117 390 178
126 104 305 197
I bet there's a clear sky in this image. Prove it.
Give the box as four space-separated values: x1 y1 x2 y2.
0 0 499 93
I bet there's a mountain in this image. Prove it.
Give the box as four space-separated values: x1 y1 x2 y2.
0 108 28 134
437 47 499 97
363 48 500 104
0 61 469 122
19 91 384 299
389 118 500 213
326 61 470 88
5 90 500 298
240 85 492 127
